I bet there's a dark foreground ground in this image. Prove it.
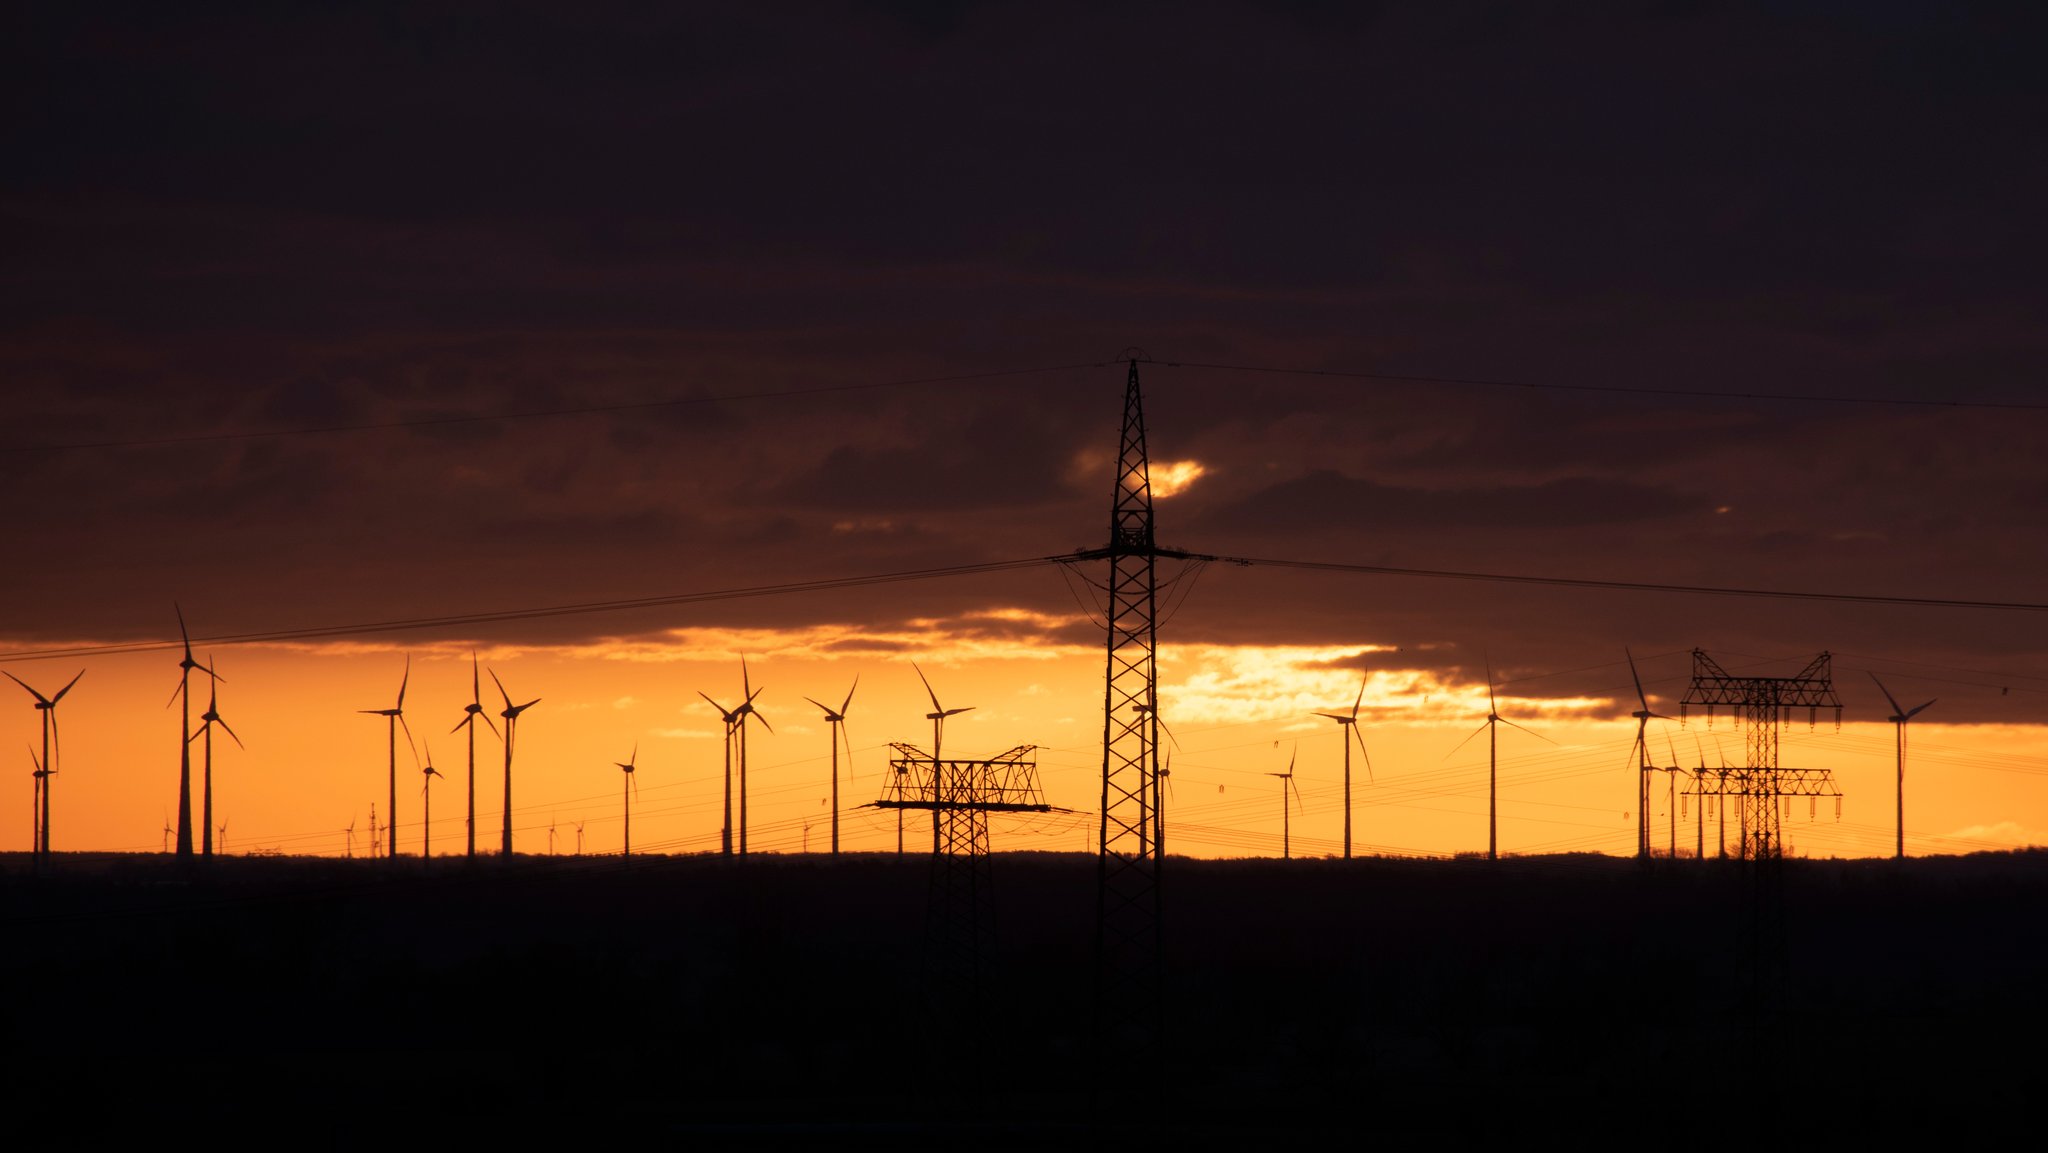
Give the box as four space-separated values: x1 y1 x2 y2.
3 849 2043 1144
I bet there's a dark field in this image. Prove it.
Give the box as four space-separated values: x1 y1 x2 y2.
4 849 2043 1144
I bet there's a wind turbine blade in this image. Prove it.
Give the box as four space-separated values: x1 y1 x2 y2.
517 698 541 713
176 602 192 658
741 654 753 700
1485 656 1497 714
482 712 501 740
803 696 833 717
471 652 481 705
1868 672 1905 717
451 715 470 736
2 670 48 706
491 669 512 710
1350 675 1367 721
1499 716 1556 745
397 654 410 710
840 674 859 715
399 715 421 768
630 740 638 767
1312 712 1350 723
1907 698 1937 719
217 716 245 750
1353 726 1374 783
698 691 729 717
912 661 943 714
1627 647 1650 712
750 709 774 735
1446 720 1491 758
166 679 186 710
945 707 974 718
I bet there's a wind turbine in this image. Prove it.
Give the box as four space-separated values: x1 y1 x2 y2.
190 658 243 858
615 743 639 857
700 660 769 857
217 820 227 855
1449 660 1553 861
1870 673 1937 860
29 748 51 856
359 656 414 859
490 670 540 857
1312 675 1373 860
168 605 215 857
803 677 858 855
1134 697 1179 860
1267 747 1303 860
162 812 173 855
1624 649 1673 860
451 653 500 860
912 662 972 854
345 817 357 859
5 668 81 859
421 741 445 860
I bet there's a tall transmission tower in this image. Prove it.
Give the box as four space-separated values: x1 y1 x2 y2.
1680 648 1841 1003
1069 357 1187 1052
1679 650 1841 862
874 742 1049 1007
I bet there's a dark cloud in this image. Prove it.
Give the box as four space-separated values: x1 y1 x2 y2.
2 1 2044 728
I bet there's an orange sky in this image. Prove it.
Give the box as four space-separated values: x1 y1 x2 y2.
11 625 2045 861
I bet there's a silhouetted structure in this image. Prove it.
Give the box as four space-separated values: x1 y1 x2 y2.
452 653 500 860
1267 750 1302 859
875 741 1049 1003
1450 660 1550 861
1314 676 1372 859
359 656 413 859
615 744 638 857
192 660 243 858
698 660 766 857
1070 357 1185 1051
1680 650 1841 861
169 606 214 858
1870 673 1935 859
6 668 80 860
803 678 858 854
490 671 540 857
1624 649 1674 861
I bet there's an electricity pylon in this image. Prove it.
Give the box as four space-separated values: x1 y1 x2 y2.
1071 357 1190 1054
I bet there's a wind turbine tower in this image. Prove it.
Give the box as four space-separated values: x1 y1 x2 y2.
1268 748 1303 859
912 662 973 855
1312 676 1372 859
359 656 413 859
169 606 215 858
804 678 858 855
615 743 639 857
1870 673 1935 860
452 653 499 860
490 670 540 857
6 668 81 860
1624 650 1673 860
1450 661 1551 861
191 660 243 857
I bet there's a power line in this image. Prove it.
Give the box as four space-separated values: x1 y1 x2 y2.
7 549 2044 665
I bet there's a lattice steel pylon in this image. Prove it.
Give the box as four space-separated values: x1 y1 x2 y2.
874 743 1050 1007
1069 357 1184 1053
1679 649 1841 861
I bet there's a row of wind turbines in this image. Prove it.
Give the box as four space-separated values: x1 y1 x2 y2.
8 617 1939 861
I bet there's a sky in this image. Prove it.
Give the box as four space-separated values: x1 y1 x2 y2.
5 1 2048 859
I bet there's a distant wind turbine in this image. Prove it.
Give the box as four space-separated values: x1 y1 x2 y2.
615 743 639 857
912 662 973 855
1449 659 1553 861
1870 673 1937 860
1312 675 1373 860
29 748 52 856
359 656 415 859
1267 747 1303 860
162 812 173 855
1624 649 1673 861
699 659 769 856
451 652 500 860
1134 697 1178 860
345 817 357 859
5 668 81 859
491 670 540 857
168 605 215 857
191 658 243 859
421 741 445 859
803 677 858 855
